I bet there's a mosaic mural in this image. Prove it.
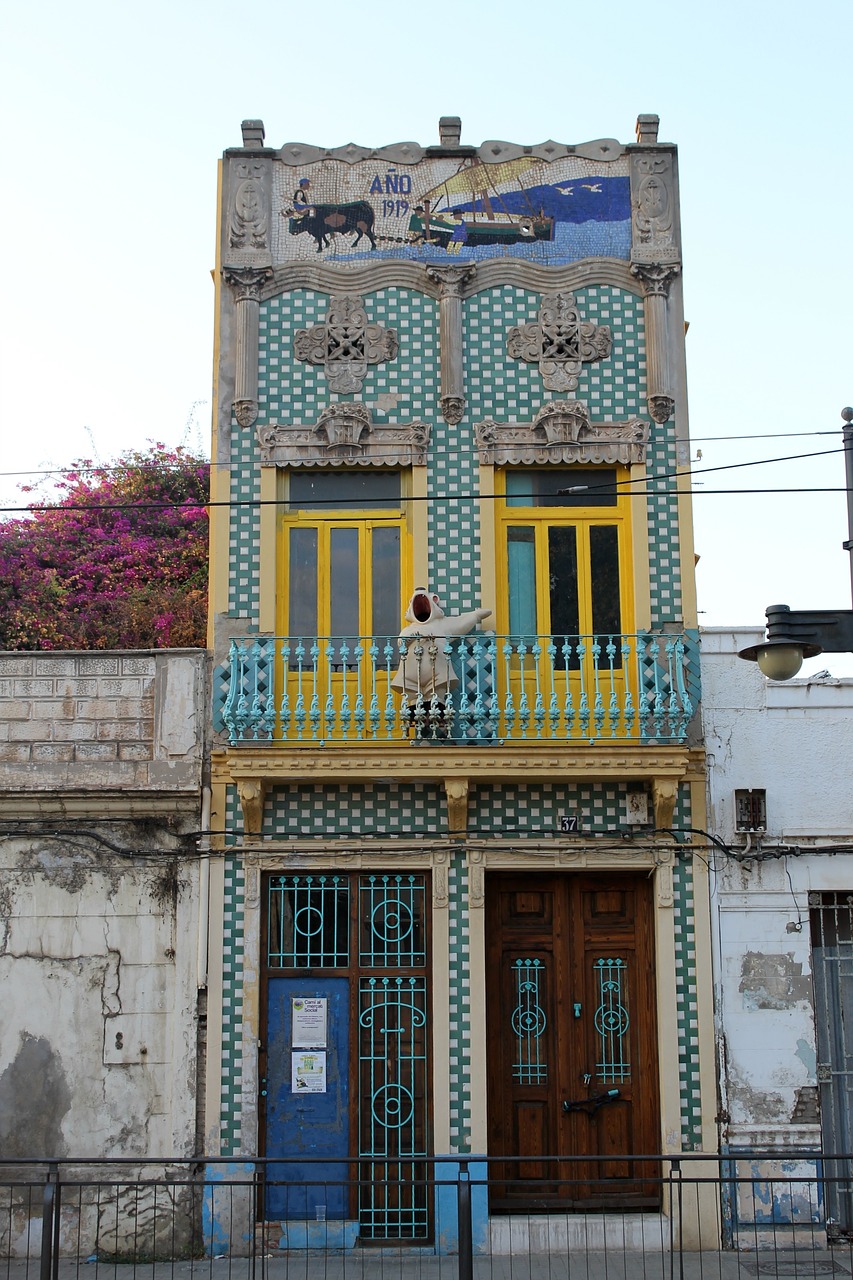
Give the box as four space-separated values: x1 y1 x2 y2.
269 156 631 267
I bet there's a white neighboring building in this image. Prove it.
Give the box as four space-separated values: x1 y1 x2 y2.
702 628 853 1237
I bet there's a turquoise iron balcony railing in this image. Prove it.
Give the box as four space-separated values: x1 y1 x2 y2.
220 632 698 746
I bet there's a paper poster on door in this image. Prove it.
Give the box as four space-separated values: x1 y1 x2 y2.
292 997 328 1048
292 1050 327 1093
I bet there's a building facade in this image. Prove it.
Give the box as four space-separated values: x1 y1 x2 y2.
209 114 714 1246
0 649 207 1253
702 628 853 1241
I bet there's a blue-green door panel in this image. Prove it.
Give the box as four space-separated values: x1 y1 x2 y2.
264 977 350 1220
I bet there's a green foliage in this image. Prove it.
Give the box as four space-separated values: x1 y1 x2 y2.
0 445 209 650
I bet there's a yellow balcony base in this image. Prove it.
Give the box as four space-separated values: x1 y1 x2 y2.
213 742 696 837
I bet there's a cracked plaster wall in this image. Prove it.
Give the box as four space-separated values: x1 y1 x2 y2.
0 838 200 1160
701 629 853 1148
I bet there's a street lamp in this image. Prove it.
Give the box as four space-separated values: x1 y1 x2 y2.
738 408 853 679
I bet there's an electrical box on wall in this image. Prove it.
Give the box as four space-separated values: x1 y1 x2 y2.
735 788 767 832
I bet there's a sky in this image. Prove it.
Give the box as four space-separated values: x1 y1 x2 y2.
1 0 851 671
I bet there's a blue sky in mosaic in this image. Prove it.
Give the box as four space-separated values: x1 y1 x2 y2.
1 0 851 670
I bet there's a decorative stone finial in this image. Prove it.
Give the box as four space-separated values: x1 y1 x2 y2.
439 116 462 147
635 114 660 145
241 119 265 149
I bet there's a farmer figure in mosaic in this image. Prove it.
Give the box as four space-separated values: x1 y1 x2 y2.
392 587 492 739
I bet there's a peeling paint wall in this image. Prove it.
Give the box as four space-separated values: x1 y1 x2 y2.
0 649 207 1164
702 629 853 1157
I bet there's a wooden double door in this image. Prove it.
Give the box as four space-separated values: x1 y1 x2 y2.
485 871 661 1210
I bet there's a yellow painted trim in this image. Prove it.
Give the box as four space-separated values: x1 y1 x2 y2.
493 464 636 637
207 159 231 644
630 461 652 631
411 466 429 588
259 467 277 633
677 474 699 628
477 464 497 612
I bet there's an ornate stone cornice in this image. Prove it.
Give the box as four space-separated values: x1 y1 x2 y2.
257 403 430 467
475 400 648 466
507 292 612 393
274 138 626 166
259 258 642 303
293 295 398 394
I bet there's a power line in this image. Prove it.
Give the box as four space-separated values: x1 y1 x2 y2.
0 444 847 516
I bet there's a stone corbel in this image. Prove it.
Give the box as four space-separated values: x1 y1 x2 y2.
444 777 470 835
237 778 268 836
433 849 449 909
224 267 273 428
468 846 485 909
426 265 476 424
654 847 675 909
629 261 680 425
651 776 679 832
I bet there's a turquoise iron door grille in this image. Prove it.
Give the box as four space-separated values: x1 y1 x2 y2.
261 872 431 1242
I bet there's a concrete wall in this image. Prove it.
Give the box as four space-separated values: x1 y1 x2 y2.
702 628 853 1152
0 649 207 1162
0 650 204 795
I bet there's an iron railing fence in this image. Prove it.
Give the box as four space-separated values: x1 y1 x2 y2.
2 1152 853 1280
220 632 698 745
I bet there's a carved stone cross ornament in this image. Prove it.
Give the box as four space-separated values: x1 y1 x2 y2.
507 293 612 392
293 295 398 394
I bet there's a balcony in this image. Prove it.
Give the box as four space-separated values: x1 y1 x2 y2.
220 632 697 747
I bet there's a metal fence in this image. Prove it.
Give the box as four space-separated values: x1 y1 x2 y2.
2 1153 852 1280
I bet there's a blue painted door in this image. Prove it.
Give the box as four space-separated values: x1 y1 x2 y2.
264 977 350 1220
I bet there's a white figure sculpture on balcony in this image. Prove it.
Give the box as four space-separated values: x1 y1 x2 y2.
391 586 492 737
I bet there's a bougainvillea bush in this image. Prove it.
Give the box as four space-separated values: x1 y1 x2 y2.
0 445 209 650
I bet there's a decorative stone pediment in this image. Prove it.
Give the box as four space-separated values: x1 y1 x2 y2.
293 295 398 394
507 293 612 392
474 400 648 466
257 403 430 467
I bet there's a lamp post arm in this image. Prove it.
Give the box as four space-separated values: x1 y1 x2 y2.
765 603 853 655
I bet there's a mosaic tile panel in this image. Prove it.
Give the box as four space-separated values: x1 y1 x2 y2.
265 782 444 837
470 781 631 835
448 850 471 1152
672 784 702 1150
464 284 647 426
228 424 260 622
646 422 683 626
220 788 245 1154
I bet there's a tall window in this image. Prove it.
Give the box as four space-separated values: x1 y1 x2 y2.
279 470 409 643
498 467 632 664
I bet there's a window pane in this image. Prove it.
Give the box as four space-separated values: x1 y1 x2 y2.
548 526 579 638
290 470 401 510
371 526 401 642
590 525 622 649
507 527 536 636
330 528 360 637
289 527 317 638
506 469 618 507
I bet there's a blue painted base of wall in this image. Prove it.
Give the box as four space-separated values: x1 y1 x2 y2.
278 1220 360 1251
203 1162 256 1257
